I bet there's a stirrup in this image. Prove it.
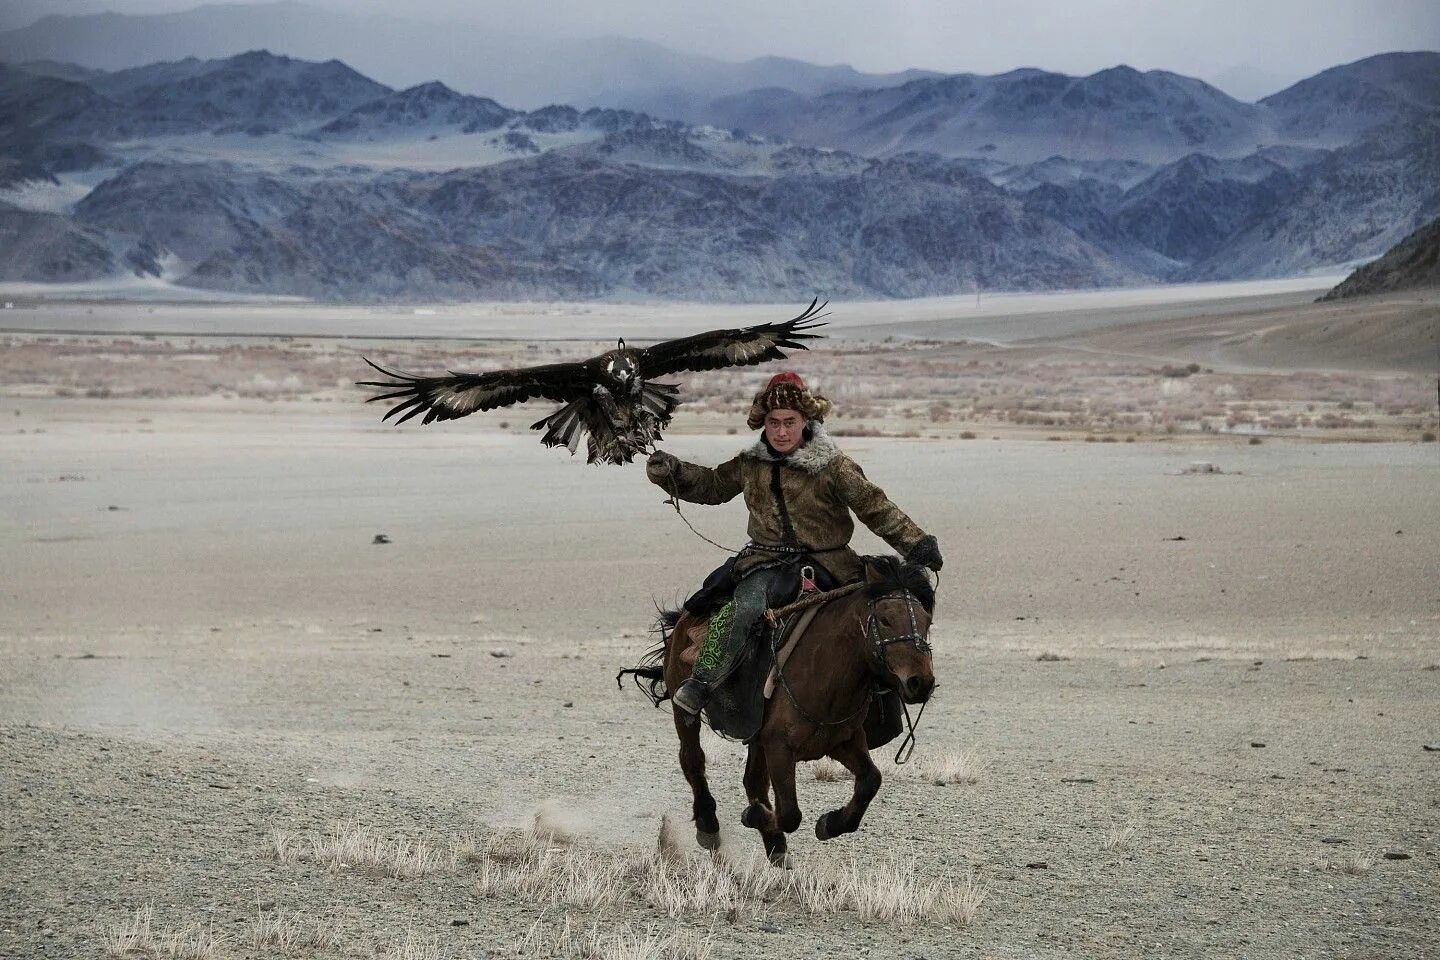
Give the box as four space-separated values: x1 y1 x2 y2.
673 678 709 716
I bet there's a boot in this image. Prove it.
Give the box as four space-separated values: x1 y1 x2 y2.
672 677 709 715
674 568 781 718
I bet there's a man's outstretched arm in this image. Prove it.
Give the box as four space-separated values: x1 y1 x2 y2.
647 451 744 505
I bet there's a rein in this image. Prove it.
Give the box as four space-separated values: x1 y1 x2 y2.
657 471 738 554
663 488 737 553
764 580 865 624
766 611 874 731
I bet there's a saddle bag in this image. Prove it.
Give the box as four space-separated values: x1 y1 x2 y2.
862 688 906 749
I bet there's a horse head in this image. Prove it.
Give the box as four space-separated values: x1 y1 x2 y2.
860 555 936 704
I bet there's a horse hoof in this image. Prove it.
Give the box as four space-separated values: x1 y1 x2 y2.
815 813 835 841
695 829 721 851
740 803 767 830
767 849 793 870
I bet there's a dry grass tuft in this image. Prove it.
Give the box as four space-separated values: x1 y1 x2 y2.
250 909 339 954
471 827 984 927
932 871 988 926
1102 822 1139 851
475 841 627 910
268 816 985 933
267 821 456 878
103 907 225 960
519 915 714 960
103 907 157 959
920 750 986 786
306 822 453 878
1334 852 1378 876
473 828 548 866
839 855 985 924
814 751 985 786
267 828 303 865
372 930 447 960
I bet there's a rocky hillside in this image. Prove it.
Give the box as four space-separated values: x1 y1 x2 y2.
0 49 1436 300
1261 51 1440 147
1320 215 1440 300
1181 119 1440 281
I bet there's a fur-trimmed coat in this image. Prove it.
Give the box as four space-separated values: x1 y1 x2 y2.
646 424 929 582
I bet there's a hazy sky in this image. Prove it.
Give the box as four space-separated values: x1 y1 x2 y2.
24 0 1440 87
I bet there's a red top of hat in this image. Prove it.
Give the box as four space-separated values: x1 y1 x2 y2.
765 371 806 390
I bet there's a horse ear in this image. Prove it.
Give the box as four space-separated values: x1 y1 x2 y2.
864 561 885 585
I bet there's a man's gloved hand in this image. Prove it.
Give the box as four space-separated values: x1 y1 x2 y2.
905 534 944 572
646 450 680 484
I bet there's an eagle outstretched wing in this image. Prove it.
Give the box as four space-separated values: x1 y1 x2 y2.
358 299 828 462
635 298 828 377
357 357 591 425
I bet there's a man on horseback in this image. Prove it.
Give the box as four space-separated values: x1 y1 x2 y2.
645 371 943 721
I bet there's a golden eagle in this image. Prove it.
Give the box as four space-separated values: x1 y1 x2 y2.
358 299 827 464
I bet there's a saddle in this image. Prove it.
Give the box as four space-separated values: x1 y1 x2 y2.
675 563 905 749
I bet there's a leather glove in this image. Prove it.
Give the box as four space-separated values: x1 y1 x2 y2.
646 450 680 484
905 534 943 572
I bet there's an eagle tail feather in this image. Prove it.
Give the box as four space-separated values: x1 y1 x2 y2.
532 397 589 454
640 381 680 423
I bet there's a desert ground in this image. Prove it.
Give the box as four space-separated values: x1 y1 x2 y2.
2 284 1438 959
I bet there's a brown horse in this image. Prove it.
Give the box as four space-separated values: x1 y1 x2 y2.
656 555 936 866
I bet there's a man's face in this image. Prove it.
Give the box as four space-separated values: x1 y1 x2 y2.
764 408 806 455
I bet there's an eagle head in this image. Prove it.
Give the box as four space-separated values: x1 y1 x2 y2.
604 341 638 388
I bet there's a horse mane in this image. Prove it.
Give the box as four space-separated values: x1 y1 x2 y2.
859 554 936 613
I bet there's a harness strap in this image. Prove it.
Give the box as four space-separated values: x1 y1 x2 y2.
763 603 824 699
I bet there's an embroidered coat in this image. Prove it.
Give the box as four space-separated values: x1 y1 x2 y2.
646 424 929 582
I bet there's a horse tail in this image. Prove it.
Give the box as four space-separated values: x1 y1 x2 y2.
614 605 681 706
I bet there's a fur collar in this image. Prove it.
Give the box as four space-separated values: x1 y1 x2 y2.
742 422 841 474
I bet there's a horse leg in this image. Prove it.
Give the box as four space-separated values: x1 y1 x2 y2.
674 709 721 850
814 733 881 841
739 742 787 864
738 742 799 866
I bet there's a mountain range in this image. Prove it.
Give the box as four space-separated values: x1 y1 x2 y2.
0 38 1436 302
695 55 1440 164
0 2 940 114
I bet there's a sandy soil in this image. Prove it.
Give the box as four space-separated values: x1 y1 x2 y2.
2 300 1438 959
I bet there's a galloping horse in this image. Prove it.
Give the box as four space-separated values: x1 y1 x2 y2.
641 554 936 866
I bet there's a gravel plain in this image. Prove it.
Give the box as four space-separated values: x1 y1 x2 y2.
2 295 1438 959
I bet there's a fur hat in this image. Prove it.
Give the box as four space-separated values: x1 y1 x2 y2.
746 371 832 429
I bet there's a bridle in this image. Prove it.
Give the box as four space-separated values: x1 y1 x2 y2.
861 587 934 763
864 589 932 663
